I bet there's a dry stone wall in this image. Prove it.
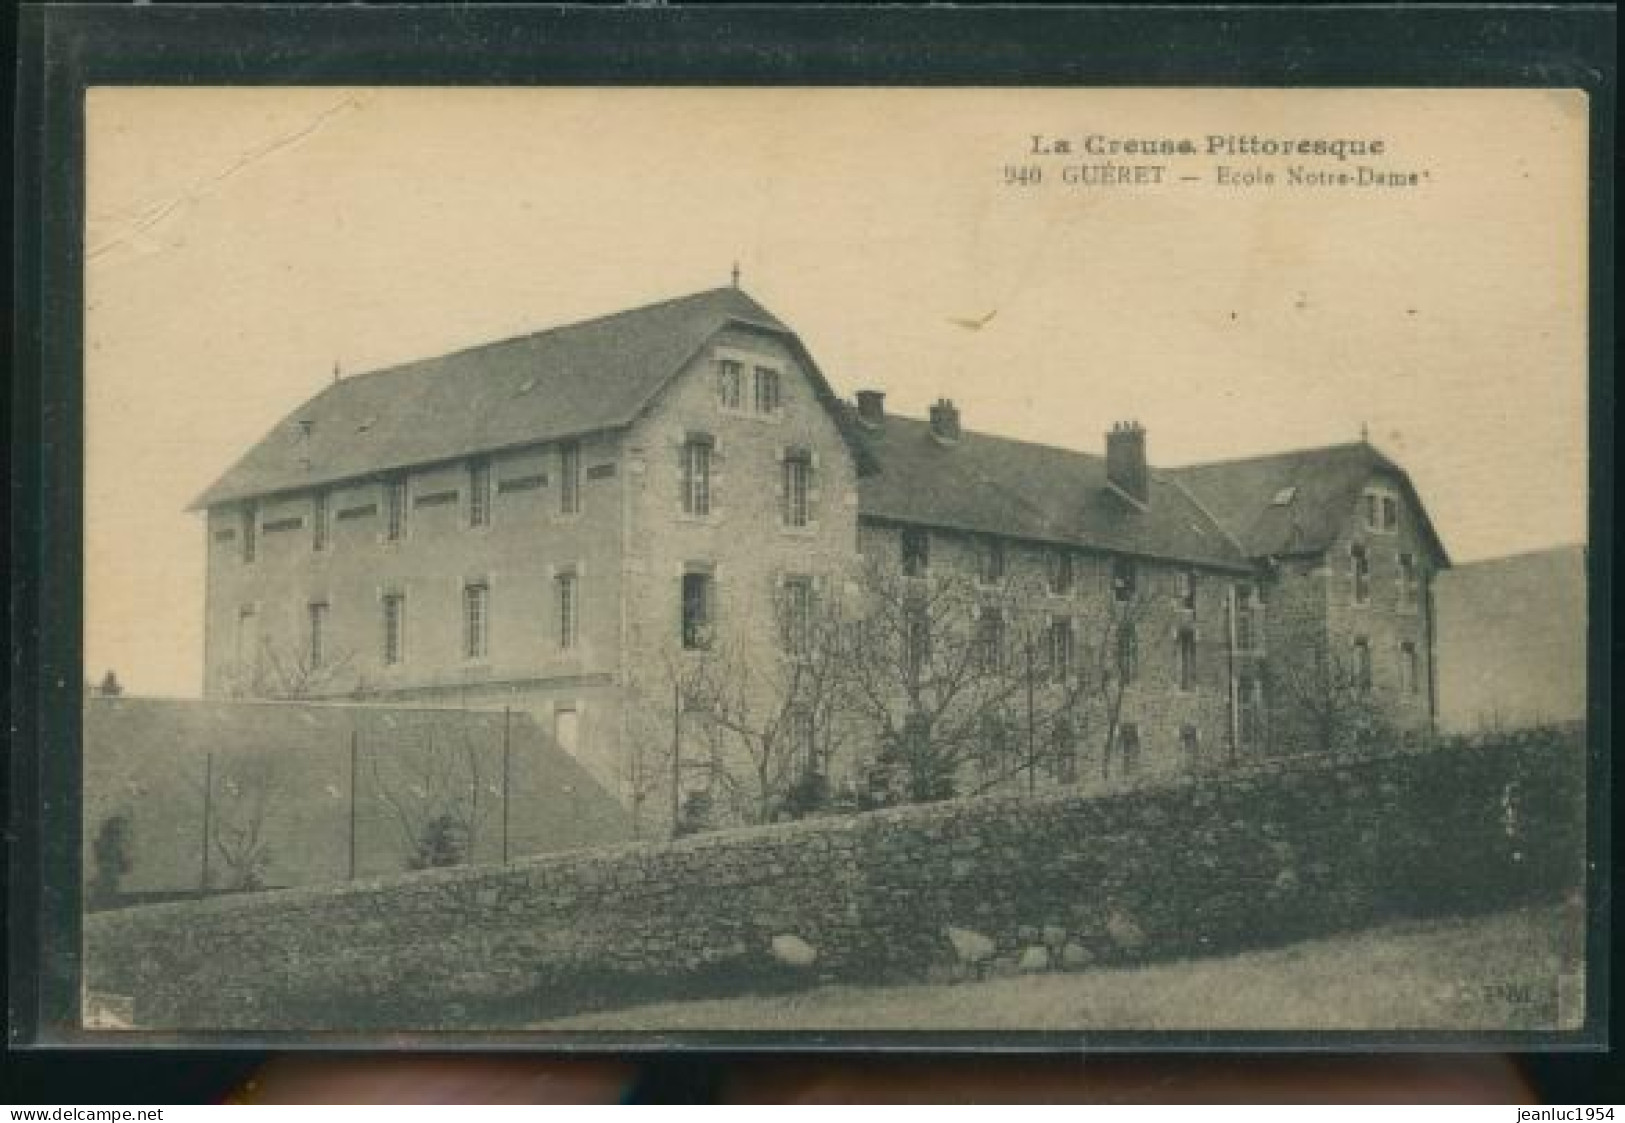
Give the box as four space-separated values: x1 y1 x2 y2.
85 728 1584 1030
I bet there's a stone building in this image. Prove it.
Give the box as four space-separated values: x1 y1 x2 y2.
195 285 1450 830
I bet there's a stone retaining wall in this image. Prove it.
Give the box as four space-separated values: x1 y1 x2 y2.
85 729 1584 1030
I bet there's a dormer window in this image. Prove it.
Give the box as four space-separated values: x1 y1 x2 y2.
1271 485 1297 506
1363 486 1399 533
754 367 782 414
717 359 743 410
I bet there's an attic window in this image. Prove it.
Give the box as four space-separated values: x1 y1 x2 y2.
356 415 377 434
1271 486 1297 506
517 377 538 395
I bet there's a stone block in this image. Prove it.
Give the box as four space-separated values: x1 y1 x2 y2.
1041 925 1068 950
1059 941 1094 970
944 926 996 965
1017 946 1050 973
770 933 819 968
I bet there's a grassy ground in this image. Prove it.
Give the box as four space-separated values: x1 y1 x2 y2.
541 903 1585 1032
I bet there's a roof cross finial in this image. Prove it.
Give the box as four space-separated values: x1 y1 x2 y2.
730 261 741 289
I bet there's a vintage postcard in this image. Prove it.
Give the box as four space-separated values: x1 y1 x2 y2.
70 85 1592 1040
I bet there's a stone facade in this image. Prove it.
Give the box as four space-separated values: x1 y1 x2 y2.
83 730 1584 1030
198 288 1450 830
1262 470 1441 753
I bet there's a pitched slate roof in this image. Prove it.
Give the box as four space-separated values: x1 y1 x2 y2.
851 413 1251 570
192 287 808 509
1167 441 1450 563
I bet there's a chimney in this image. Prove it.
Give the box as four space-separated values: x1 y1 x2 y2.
1106 421 1149 505
928 398 961 443
855 389 886 426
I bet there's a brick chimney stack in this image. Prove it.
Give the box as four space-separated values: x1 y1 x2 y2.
1106 421 1149 505
928 398 962 443
855 389 886 427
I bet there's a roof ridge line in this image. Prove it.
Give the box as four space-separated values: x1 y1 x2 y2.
321 285 751 389
878 413 1108 464
1167 440 1370 473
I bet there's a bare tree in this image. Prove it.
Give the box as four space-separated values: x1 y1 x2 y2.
679 578 855 825
1087 587 1157 781
207 756 281 892
833 556 1041 805
370 728 494 869
1262 633 1389 756
964 604 1099 795
222 636 355 701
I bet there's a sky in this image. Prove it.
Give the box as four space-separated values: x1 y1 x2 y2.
84 88 1589 697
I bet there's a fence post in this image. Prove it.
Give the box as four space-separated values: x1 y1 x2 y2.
199 751 214 894
501 706 511 865
671 680 683 838
348 730 359 880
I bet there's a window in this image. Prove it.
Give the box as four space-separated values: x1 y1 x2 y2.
307 602 328 669
557 572 578 650
312 492 329 552
381 593 406 665
1177 627 1197 692
1351 543 1371 605
468 460 492 528
235 606 259 674
681 437 712 517
1112 557 1137 602
1398 552 1420 610
1047 550 1074 595
385 477 408 541
1118 723 1141 775
681 572 713 650
1364 488 1399 533
463 582 489 659
716 358 743 409
1116 622 1139 684
1234 584 1259 652
559 443 582 515
781 576 812 655
1179 723 1199 762
978 537 1006 585
241 504 258 562
782 451 811 528
754 366 781 413
977 608 1006 672
553 705 579 755
901 528 929 576
904 607 931 681
1238 671 1265 749
1052 720 1079 784
1399 640 1419 696
1353 637 1372 694
1178 569 1197 611
789 707 817 773
1047 618 1074 682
